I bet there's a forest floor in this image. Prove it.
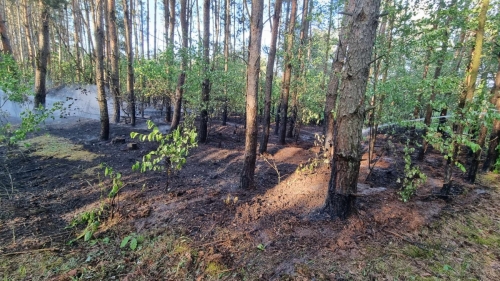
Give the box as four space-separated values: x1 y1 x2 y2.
1 116 499 280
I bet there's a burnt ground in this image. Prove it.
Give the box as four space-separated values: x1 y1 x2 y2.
1 117 499 280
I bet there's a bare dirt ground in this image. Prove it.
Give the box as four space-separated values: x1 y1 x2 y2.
1 117 499 280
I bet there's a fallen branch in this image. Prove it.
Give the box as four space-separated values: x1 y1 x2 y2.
2 247 60 256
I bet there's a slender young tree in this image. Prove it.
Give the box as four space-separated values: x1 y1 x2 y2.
221 0 230 126
278 0 297 145
240 0 264 189
442 0 489 193
34 0 50 109
123 0 136 126
483 52 500 172
259 0 283 153
199 0 210 142
93 0 110 140
323 0 381 219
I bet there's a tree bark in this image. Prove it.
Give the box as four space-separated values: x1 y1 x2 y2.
171 0 189 131
259 0 282 154
323 0 381 220
107 0 121 123
0 11 13 54
122 0 136 126
240 0 264 189
34 1 50 109
278 0 297 145
324 1 354 155
199 0 210 143
94 0 110 140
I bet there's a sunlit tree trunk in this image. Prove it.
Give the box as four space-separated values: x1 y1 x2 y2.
171 0 188 130
240 0 264 189
278 0 297 145
34 1 50 109
93 0 110 140
199 0 210 143
259 0 282 154
323 0 381 219
442 0 489 193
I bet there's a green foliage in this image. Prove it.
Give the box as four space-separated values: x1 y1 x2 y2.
68 208 103 243
131 118 197 187
101 164 124 218
398 141 427 202
120 233 145 251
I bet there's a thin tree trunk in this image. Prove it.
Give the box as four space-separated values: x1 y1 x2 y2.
240 0 264 189
287 0 310 140
278 0 297 145
222 0 230 125
34 1 49 109
483 54 500 171
107 0 120 123
123 0 136 126
323 0 381 220
171 0 188 130
417 0 454 161
199 0 210 143
442 0 489 193
259 0 282 154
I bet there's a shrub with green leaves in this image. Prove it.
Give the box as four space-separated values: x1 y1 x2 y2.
131 119 198 188
398 140 427 202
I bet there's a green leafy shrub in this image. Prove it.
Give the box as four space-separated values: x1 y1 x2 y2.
398 140 427 202
131 118 198 188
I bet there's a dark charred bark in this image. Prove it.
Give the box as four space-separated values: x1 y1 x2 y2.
34 2 50 109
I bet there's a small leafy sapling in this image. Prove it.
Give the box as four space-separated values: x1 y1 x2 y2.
120 233 145 250
398 140 427 202
101 164 124 218
130 118 198 188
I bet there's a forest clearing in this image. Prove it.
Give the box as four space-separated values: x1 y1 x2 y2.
1 0 500 279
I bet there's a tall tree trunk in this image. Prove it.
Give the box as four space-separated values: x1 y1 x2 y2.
483 54 500 171
34 1 49 109
22 0 35 69
0 10 13 54
278 0 297 145
287 0 311 140
323 1 354 154
107 0 120 123
259 0 282 154
171 0 188 130
123 0 136 126
72 0 82 82
199 0 210 143
169 0 175 46
323 0 381 220
221 0 230 125
94 0 110 140
153 0 157 59
442 0 489 193
240 0 264 189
